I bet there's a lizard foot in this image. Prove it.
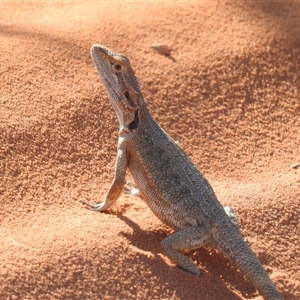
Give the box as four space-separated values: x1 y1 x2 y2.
224 206 237 225
177 265 201 276
123 181 141 197
79 199 105 211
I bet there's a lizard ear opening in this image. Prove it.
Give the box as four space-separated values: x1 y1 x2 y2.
128 111 139 131
124 91 130 98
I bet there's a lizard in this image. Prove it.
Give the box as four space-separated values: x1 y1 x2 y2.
81 44 283 300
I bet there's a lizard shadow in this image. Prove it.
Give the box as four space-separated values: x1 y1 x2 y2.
117 214 257 299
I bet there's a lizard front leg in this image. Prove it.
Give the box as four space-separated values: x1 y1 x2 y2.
81 139 128 211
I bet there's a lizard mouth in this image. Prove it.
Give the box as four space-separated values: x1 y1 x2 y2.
128 111 139 131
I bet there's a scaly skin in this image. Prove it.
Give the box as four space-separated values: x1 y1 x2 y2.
82 44 283 300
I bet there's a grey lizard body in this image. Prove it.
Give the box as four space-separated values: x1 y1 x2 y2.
82 44 283 300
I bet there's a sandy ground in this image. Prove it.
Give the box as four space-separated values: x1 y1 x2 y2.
0 1 299 299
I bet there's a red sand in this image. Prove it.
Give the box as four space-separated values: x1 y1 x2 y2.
0 2 299 299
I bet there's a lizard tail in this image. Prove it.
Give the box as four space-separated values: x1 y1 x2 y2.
214 227 283 300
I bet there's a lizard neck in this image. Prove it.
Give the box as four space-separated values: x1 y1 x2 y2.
118 93 156 134
137 99 152 122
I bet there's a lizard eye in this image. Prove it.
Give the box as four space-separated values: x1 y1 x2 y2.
124 91 130 98
115 64 122 71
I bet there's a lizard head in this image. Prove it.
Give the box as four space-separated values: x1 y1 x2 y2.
91 44 142 133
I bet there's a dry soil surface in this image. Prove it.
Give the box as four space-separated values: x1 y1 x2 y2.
0 1 300 300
